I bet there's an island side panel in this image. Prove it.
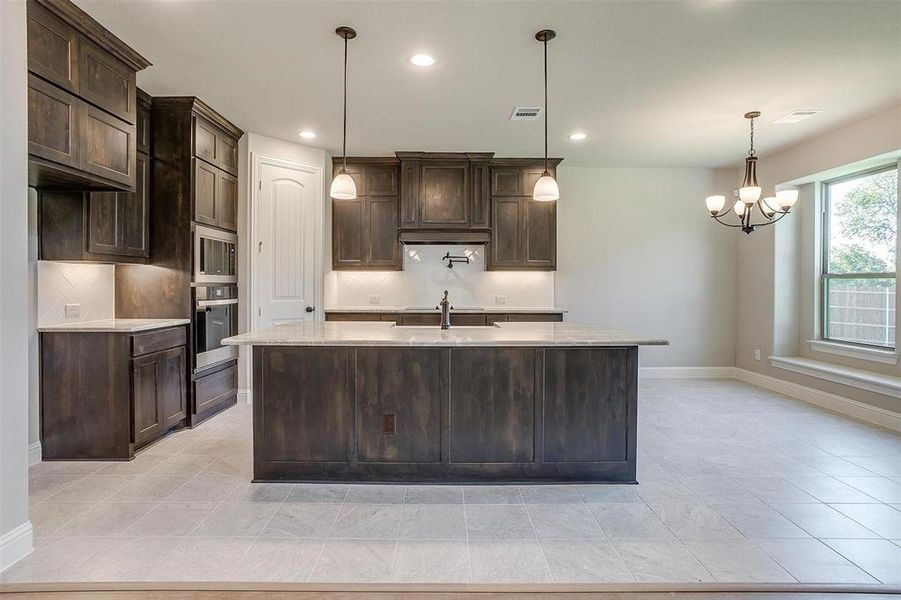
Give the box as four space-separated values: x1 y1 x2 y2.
543 347 637 479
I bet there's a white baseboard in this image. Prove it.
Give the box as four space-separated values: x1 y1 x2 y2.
238 389 252 404
735 368 901 433
639 367 737 379
0 521 33 573
27 441 41 467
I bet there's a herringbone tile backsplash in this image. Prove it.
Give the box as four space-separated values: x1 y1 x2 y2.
37 261 115 325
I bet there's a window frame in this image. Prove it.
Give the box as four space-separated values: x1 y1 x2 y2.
820 162 898 351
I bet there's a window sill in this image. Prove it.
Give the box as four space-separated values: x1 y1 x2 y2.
770 356 901 399
808 339 898 365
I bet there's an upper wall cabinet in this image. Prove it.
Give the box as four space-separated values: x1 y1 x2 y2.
332 160 402 271
487 161 559 271
151 97 243 234
26 0 151 191
397 152 493 244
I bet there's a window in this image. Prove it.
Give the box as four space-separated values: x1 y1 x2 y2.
822 164 898 349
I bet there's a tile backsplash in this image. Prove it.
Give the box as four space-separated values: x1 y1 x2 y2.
37 261 115 325
330 245 555 308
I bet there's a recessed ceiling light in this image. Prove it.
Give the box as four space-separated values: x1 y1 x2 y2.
299 130 317 139
568 132 587 141
410 54 436 67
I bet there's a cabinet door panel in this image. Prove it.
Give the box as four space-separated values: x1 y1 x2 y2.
28 75 79 168
450 348 535 463
366 166 398 195
420 163 469 226
399 160 420 227
132 353 162 445
122 153 149 257
193 159 218 225
193 117 218 165
356 348 442 463
216 169 238 231
136 102 150 155
366 196 400 268
87 191 121 254
216 134 238 175
471 162 490 228
544 348 634 463
491 169 523 196
524 199 556 268
488 197 522 268
27 1 78 91
159 346 187 429
81 105 134 187
78 38 136 123
332 198 364 269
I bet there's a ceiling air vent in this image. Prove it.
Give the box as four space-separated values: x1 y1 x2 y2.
510 106 542 121
774 110 822 124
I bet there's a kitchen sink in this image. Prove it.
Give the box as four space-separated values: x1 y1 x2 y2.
393 324 499 329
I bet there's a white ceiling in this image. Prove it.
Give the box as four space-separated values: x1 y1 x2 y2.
74 0 901 167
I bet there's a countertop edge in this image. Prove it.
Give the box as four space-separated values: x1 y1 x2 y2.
37 319 191 333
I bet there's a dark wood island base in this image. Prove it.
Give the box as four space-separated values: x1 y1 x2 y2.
252 345 637 483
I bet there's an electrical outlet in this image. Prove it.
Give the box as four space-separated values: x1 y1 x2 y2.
64 304 81 319
368 295 380 305
495 295 507 305
754 348 761 361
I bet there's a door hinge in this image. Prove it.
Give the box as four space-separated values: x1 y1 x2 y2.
258 241 262 253
258 307 262 316
259 180 262 190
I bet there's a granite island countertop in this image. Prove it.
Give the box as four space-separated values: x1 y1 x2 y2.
37 318 191 333
223 321 667 347
325 306 567 314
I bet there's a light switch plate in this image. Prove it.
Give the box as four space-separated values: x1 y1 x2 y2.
495 295 507 305
65 303 81 319
754 348 761 361
368 295 381 305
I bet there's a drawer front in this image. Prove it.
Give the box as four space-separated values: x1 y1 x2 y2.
325 312 382 322
194 364 237 414
450 314 487 326
131 327 186 357
506 313 564 322
400 313 440 326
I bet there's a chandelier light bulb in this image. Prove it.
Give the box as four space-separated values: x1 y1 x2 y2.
760 197 779 218
733 200 746 217
705 195 726 215
739 186 762 205
776 189 799 209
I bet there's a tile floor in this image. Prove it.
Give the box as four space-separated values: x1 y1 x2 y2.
4 379 901 585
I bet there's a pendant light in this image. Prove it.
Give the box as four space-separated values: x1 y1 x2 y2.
330 26 357 200
533 29 559 202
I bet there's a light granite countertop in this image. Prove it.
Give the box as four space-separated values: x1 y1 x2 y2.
38 318 191 333
325 306 567 314
223 321 667 347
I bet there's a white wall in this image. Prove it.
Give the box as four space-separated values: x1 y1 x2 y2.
555 166 736 368
0 0 33 571
238 133 330 399
330 245 555 309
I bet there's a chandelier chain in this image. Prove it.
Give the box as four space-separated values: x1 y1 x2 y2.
748 116 755 157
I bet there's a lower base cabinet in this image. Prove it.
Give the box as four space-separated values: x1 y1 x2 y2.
40 326 188 460
190 360 238 427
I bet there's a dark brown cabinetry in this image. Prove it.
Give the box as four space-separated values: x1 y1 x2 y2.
38 89 151 263
331 160 402 270
40 325 188 460
397 152 493 244
26 0 150 191
487 161 559 270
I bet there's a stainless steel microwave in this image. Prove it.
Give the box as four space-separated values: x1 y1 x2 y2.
194 225 237 283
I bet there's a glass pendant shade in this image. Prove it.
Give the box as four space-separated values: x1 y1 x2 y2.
776 189 799 209
733 200 746 217
760 197 778 218
705 195 726 215
739 186 762 205
533 174 560 202
330 171 357 200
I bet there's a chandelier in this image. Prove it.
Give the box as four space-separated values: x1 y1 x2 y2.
705 111 798 234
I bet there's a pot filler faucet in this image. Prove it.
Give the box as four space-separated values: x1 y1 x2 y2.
436 290 453 330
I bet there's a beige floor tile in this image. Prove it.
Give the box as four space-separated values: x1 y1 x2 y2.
823 538 901 583
45 475 136 503
462 485 523 504
261 503 341 538
588 502 673 539
109 474 192 501
151 536 255 581
286 484 348 503
526 503 605 539
165 473 241 502
124 502 217 536
344 484 406 504
837 477 901 503
465 504 536 540
310 539 395 582
469 539 552 583
70 536 179 581
54 502 156 537
682 539 796 582
391 540 471 583
753 538 878 583
192 501 279 537
0 536 115 583
329 503 403 539
646 503 742 540
613 539 714 582
404 485 464 504
228 538 323 581
771 503 880 538
829 503 901 538
540 539 633 582
399 504 466 539
28 501 96 538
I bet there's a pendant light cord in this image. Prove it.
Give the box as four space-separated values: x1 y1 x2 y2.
543 36 548 174
342 34 348 173
748 116 755 157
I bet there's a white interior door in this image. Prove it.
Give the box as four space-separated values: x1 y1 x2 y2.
256 161 320 328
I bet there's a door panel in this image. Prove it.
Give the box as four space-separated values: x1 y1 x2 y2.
27 2 79 91
488 197 522 268
159 346 187 428
258 162 320 326
366 196 400 268
419 162 469 226
87 191 121 254
28 75 79 168
132 353 162 445
193 117 218 166
81 105 134 187
524 199 556 268
122 153 149 257
217 170 238 231
193 159 218 225
78 37 135 123
449 348 535 463
332 199 363 268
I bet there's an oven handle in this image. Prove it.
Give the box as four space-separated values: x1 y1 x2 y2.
196 299 239 307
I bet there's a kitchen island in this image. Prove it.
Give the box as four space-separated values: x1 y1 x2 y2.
224 321 667 483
